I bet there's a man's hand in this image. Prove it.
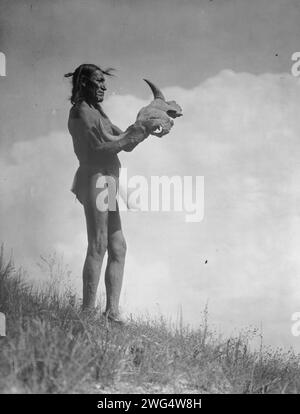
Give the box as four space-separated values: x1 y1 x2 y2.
122 121 150 152
124 121 150 144
123 122 149 152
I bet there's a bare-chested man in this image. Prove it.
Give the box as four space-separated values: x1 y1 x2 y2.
65 64 149 323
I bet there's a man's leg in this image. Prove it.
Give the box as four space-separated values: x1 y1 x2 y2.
82 175 109 310
104 203 127 318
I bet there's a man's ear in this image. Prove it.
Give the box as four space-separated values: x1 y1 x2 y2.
80 75 89 88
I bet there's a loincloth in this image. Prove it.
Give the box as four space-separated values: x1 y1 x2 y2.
71 164 119 206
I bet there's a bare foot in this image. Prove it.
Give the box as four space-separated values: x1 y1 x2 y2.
102 310 127 326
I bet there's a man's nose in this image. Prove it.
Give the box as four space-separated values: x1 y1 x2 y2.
101 83 106 91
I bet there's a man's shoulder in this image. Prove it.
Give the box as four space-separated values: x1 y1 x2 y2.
70 100 95 120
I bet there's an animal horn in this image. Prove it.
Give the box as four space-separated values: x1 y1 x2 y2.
143 79 165 101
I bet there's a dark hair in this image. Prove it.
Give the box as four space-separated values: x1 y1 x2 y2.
64 63 115 104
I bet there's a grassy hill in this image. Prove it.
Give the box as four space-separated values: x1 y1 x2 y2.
0 247 299 394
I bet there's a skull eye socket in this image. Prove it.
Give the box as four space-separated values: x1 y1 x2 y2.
167 109 182 118
153 125 163 134
167 110 176 118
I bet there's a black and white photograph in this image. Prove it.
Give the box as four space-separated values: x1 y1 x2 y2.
1 0 300 399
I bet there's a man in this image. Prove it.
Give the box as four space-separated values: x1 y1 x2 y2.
65 64 149 323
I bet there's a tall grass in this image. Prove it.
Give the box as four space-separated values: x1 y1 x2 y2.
0 246 300 394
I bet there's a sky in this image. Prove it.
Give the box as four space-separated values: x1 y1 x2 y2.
1 0 300 351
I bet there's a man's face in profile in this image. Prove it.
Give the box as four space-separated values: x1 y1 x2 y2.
85 70 106 103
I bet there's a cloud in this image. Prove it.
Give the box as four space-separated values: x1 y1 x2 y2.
1 69 300 350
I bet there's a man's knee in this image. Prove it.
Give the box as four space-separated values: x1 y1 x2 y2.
108 236 127 261
88 233 108 258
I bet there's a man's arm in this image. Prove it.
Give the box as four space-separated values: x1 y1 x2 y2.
111 123 124 136
111 122 140 152
123 141 140 152
69 116 131 155
69 113 148 155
